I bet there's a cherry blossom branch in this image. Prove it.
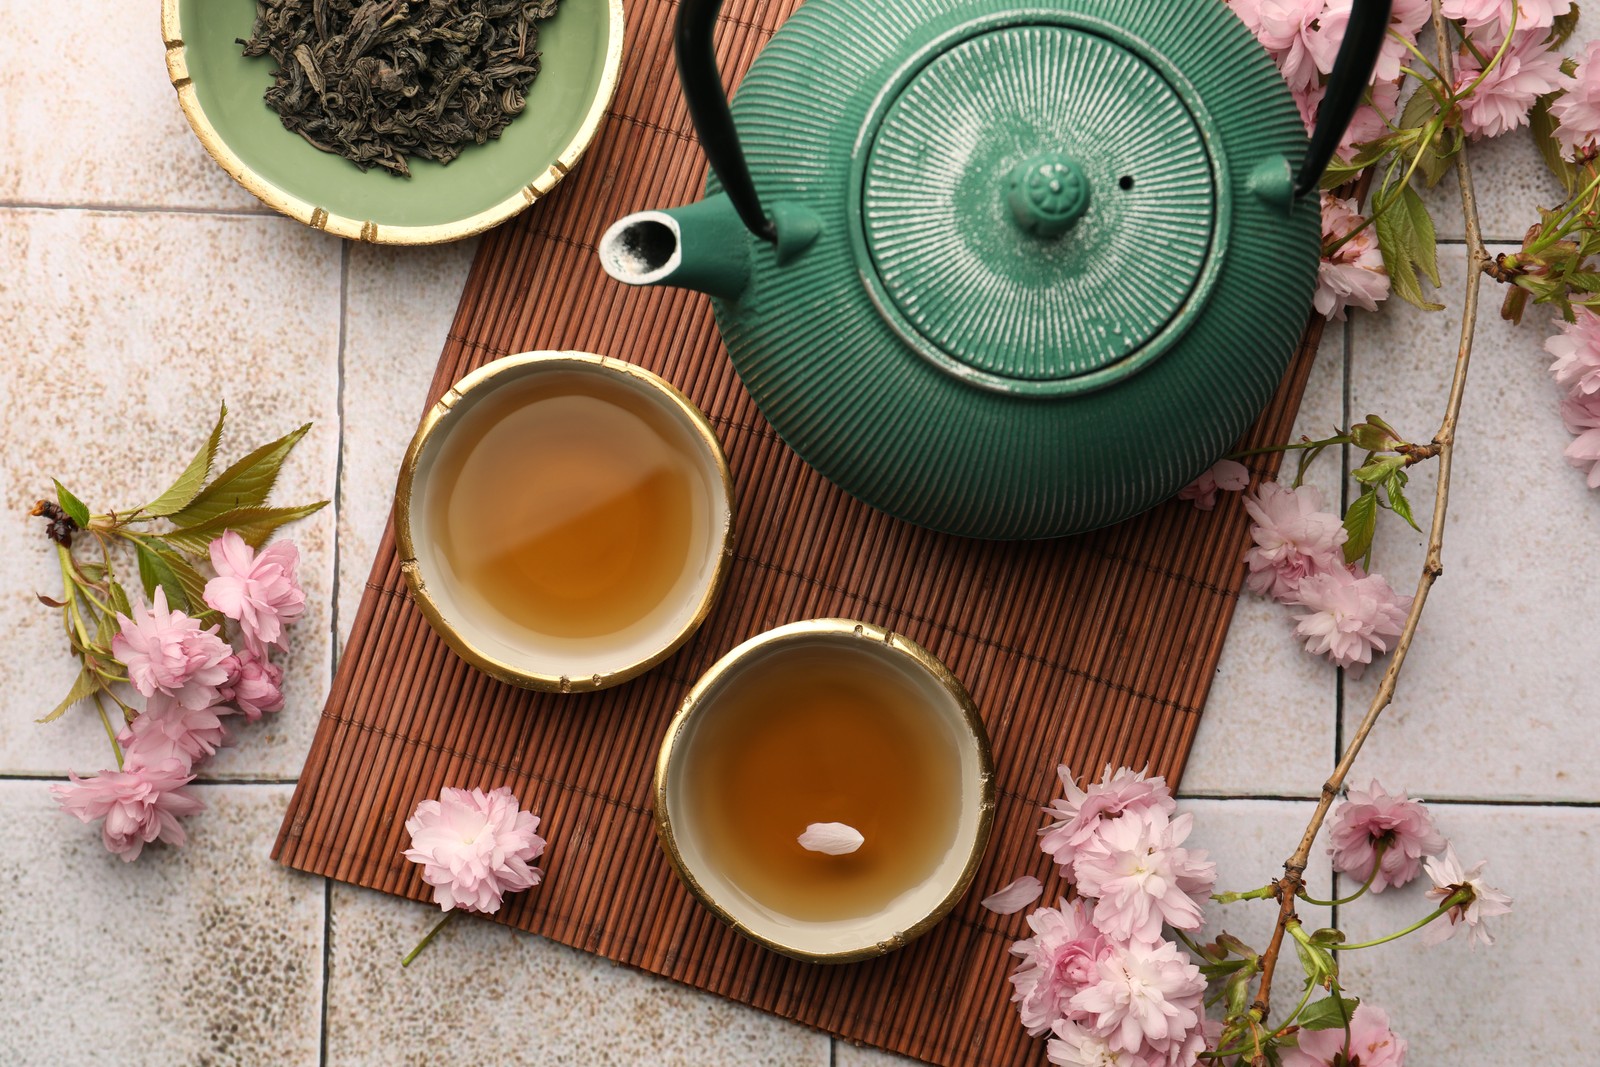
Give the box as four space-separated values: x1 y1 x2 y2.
1246 2 1486 1045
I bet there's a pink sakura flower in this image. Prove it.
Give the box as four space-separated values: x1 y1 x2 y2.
1560 393 1600 488
1009 898 1112 1036
220 649 286 721
403 786 546 914
1553 40 1600 160
1072 811 1216 943
1441 0 1571 33
1069 938 1205 1060
1453 30 1569 139
112 587 232 710
1040 765 1176 873
1255 0 1343 92
117 694 229 771
1327 780 1446 892
1282 1002 1407 1067
1316 193 1390 321
1242 481 1348 602
51 759 204 861
1421 844 1513 947
1046 1019 1147 1067
1292 568 1411 677
982 875 1044 915
1546 309 1600 397
1177 459 1250 511
203 531 307 654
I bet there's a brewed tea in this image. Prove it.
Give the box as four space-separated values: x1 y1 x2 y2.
682 642 964 923
427 369 710 643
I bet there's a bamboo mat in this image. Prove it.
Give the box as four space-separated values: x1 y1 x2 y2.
273 0 1326 1061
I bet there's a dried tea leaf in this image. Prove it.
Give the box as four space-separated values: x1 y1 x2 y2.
240 0 560 177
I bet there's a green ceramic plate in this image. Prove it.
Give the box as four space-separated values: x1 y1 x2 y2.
161 0 623 244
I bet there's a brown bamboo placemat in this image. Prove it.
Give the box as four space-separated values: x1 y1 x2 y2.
274 0 1325 1061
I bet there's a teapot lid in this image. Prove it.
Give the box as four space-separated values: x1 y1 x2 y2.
850 23 1225 396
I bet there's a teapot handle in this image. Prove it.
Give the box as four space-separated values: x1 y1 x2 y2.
1296 0 1394 198
677 0 776 241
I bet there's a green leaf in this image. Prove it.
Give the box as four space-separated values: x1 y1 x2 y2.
169 422 311 527
1224 968 1252 1018
1384 470 1421 532
134 539 190 612
1307 927 1346 948
1374 183 1445 311
53 480 90 527
1549 6 1581 48
145 403 227 517
107 580 133 619
150 543 216 620
1531 94 1581 195
1298 994 1362 1031
1343 489 1379 565
1293 934 1339 991
1352 453 1406 485
38 669 97 724
161 502 328 557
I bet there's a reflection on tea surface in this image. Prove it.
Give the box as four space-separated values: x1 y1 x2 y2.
429 370 702 641
683 642 964 923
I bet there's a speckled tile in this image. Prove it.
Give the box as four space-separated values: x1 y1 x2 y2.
323 884 830 1066
1337 803 1595 1065
0 209 341 778
0 781 323 1066
0 1 267 211
336 240 478 653
1346 246 1600 801
1184 328 1344 797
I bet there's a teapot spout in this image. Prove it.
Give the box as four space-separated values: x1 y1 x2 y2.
599 194 751 302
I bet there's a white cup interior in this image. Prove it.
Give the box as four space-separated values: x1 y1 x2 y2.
401 354 732 687
660 624 993 959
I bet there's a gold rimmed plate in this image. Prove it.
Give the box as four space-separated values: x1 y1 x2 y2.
161 0 623 244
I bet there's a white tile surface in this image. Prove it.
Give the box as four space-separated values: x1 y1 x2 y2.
0 782 324 1065
0 209 341 779
323 884 831 1067
1347 246 1600 802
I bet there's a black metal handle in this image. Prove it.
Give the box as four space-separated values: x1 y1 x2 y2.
1296 0 1394 197
676 0 776 241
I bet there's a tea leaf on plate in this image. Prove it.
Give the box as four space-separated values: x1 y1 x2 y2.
145 403 227 517
53 480 90 527
38 668 97 724
162 502 328 556
169 422 311 528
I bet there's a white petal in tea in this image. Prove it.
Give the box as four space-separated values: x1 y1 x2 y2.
798 821 864 855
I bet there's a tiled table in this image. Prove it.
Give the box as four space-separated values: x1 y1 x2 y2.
2 5 1595 1064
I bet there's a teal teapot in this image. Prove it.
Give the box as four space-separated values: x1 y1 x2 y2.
599 0 1391 539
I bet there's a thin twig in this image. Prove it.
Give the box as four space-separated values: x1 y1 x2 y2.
1246 1 1487 1048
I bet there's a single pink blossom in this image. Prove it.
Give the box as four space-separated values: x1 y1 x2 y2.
1255 0 1341 92
1242 482 1348 601
983 875 1045 915
50 759 204 861
112 587 232 710
1072 812 1216 943
1040 765 1177 873
203 531 307 653
219 649 286 720
1327 780 1446 892
1010 898 1112 1036
403 786 546 914
1047 1019 1150 1067
1283 1002 1407 1067
1454 30 1569 139
1292 568 1411 677
1316 194 1390 320
1559 392 1600 488
117 693 229 771
1069 938 1205 1059
1177 459 1250 511
1421 844 1513 947
1441 0 1570 32
1546 309 1600 397
1552 39 1600 160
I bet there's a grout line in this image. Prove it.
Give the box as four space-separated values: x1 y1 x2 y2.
320 877 334 1067
0 199 273 219
829 1037 837 1066
1333 317 1354 915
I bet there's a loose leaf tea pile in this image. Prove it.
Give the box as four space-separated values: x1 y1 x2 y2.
241 0 560 177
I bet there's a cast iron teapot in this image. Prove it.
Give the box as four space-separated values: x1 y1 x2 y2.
599 0 1391 539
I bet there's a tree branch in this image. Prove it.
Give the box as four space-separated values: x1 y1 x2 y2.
1246 1 1486 1046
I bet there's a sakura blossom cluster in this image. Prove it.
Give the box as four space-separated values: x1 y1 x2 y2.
1544 310 1600 488
51 531 305 861
1004 766 1214 1067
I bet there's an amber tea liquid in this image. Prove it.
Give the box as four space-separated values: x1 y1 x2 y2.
682 643 964 923
427 370 711 644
